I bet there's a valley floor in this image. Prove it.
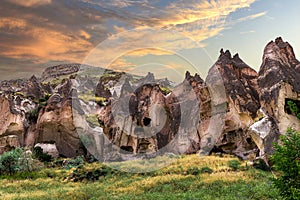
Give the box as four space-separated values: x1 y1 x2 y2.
0 154 281 200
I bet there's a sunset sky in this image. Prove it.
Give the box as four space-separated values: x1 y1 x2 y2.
0 0 300 81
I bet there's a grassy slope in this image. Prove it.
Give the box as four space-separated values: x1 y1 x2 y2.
0 154 281 200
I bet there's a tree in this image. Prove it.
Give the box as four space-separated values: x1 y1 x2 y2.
271 128 300 200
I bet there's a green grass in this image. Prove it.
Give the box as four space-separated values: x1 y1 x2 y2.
0 154 281 200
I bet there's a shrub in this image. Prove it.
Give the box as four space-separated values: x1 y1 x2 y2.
186 166 213 175
253 159 271 171
287 100 300 120
186 166 200 175
0 148 23 175
199 166 213 174
33 146 53 163
0 148 43 175
228 160 241 171
271 128 300 200
66 165 114 182
63 156 85 170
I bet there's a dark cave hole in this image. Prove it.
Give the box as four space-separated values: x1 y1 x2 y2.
120 146 134 153
143 117 151 126
246 137 254 145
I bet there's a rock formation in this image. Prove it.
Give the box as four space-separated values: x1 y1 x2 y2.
258 37 300 132
201 49 260 159
0 37 299 163
41 64 80 81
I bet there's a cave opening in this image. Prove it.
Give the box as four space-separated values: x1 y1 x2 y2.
143 117 151 126
120 146 134 154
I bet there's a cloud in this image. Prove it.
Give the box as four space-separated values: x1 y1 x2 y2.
0 17 93 63
0 18 27 30
108 58 135 72
79 30 91 40
240 30 256 34
7 0 52 7
82 28 201 69
237 11 267 22
0 0 262 80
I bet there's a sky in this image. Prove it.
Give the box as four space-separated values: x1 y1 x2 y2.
0 0 300 82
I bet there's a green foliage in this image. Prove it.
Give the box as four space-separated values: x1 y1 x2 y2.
199 166 214 174
95 97 107 107
186 166 201 175
85 114 99 127
228 160 241 171
287 100 300 120
0 148 43 175
186 166 213 175
0 154 282 199
271 128 300 200
63 156 85 170
33 146 53 163
66 165 114 182
160 86 172 95
0 148 23 175
253 159 271 171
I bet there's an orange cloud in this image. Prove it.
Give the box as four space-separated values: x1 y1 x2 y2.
0 18 27 30
79 30 91 40
108 58 135 72
7 0 52 7
0 0 263 77
0 17 93 63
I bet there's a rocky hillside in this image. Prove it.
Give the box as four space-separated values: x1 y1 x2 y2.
0 37 299 163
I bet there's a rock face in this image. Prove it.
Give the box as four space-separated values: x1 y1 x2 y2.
202 49 260 159
41 64 80 81
99 83 168 156
258 37 300 132
0 64 87 157
247 109 279 159
167 72 207 154
35 79 86 158
249 37 300 159
0 94 36 153
95 81 112 99
0 38 300 163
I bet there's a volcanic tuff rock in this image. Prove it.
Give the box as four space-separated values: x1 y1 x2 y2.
258 37 300 132
0 37 299 163
35 81 84 158
248 37 300 159
202 49 260 159
41 64 80 81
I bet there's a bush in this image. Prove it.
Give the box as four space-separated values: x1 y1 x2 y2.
0 148 23 175
0 148 43 175
287 100 300 120
186 166 213 175
253 159 271 171
66 165 114 182
63 156 85 170
33 146 53 163
186 166 201 175
199 166 213 174
228 160 241 171
271 128 300 200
